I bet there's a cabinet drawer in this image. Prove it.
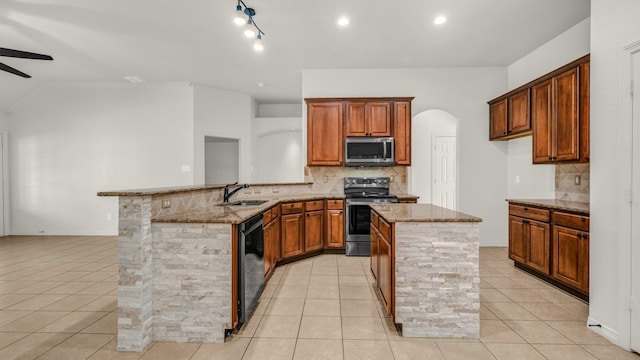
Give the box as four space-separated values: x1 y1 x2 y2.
263 208 273 224
509 205 550 222
553 212 589 231
305 200 324 211
326 199 344 210
371 211 379 228
281 202 303 214
379 218 391 241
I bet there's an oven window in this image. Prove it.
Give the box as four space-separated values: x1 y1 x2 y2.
348 204 371 235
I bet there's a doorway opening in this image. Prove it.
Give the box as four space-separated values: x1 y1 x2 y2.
410 109 458 209
204 136 239 184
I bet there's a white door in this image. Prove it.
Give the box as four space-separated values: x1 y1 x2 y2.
432 136 456 210
631 49 640 353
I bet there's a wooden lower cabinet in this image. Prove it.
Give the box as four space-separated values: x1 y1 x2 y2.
378 230 392 315
281 213 304 259
326 209 344 248
305 210 324 252
264 221 274 276
508 203 589 298
370 225 379 280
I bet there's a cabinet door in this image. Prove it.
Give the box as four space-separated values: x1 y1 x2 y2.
378 233 392 315
345 102 367 136
325 209 344 248
554 67 580 161
527 220 550 275
580 62 590 161
307 102 344 165
393 101 411 165
508 216 527 264
552 225 588 291
264 222 273 277
304 210 324 252
508 89 531 134
281 213 303 259
370 225 379 279
272 219 281 264
489 99 508 140
367 102 392 136
532 79 553 163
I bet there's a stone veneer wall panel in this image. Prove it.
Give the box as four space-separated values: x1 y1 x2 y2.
118 196 153 351
394 222 480 338
151 222 233 343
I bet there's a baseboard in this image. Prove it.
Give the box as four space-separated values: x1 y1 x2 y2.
587 316 619 345
9 230 117 236
480 241 507 247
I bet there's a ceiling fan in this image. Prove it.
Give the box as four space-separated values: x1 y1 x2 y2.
0 47 53 78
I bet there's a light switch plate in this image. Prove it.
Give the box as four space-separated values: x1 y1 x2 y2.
574 175 581 185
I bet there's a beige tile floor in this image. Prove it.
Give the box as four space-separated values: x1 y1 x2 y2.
0 236 638 359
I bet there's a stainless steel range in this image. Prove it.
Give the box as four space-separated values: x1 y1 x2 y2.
344 177 398 256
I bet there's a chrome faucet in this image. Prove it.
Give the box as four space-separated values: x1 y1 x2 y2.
223 182 249 203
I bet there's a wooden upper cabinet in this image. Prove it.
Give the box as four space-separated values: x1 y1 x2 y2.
345 101 391 137
533 66 580 163
579 62 590 161
509 89 531 134
489 90 531 140
393 101 411 165
489 99 508 139
306 101 344 166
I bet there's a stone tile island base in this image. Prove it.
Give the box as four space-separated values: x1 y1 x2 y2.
117 196 232 351
394 222 480 338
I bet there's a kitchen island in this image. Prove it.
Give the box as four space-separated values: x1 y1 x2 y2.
369 203 482 338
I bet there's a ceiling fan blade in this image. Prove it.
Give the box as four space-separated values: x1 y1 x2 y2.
0 47 53 61
0 62 31 78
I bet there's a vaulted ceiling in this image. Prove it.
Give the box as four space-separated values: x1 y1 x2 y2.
0 0 590 111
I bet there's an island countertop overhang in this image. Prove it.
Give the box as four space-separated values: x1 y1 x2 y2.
369 203 483 223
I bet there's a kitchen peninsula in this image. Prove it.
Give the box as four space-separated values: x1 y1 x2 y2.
99 184 480 351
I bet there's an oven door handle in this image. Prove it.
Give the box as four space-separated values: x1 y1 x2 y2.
346 200 377 206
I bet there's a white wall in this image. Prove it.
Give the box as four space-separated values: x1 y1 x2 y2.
252 117 303 183
0 113 8 129
256 104 302 118
193 84 253 184
589 0 640 349
410 109 456 205
303 67 508 246
204 139 239 184
6 83 194 235
505 18 591 200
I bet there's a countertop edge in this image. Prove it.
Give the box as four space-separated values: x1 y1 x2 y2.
98 182 314 197
506 199 590 215
370 203 482 224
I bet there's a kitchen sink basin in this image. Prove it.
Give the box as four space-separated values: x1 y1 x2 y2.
226 200 269 207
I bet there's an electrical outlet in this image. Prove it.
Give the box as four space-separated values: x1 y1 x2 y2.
323 175 328 183
162 200 171 208
389 176 394 182
574 175 581 185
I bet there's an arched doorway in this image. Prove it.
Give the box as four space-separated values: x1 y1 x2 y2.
409 109 458 210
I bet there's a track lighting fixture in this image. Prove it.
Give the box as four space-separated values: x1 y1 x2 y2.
233 0 265 52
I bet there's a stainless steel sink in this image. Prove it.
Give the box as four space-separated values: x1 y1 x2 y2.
226 200 269 207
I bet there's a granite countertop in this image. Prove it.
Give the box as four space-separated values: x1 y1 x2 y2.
97 182 313 197
153 193 344 224
395 193 419 200
506 199 590 215
370 203 482 223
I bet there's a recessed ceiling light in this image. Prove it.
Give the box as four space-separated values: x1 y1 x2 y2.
337 17 350 26
434 15 447 25
123 75 146 83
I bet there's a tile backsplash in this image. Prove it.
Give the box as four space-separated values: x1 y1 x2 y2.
305 166 409 194
555 163 589 203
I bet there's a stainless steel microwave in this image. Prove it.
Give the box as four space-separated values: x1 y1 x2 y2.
344 137 395 167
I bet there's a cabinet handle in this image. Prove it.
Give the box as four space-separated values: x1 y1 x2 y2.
580 217 586 222
523 207 528 211
503 131 507 135
577 233 582 239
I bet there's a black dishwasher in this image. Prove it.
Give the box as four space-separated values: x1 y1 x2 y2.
238 213 264 324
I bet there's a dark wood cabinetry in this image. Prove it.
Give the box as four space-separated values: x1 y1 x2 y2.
393 101 411 165
263 205 280 278
281 202 304 259
304 200 324 252
489 89 531 140
346 101 392 137
306 101 344 166
306 97 413 166
508 205 551 275
508 203 589 299
370 210 393 317
551 212 589 293
325 200 344 249
489 55 589 164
